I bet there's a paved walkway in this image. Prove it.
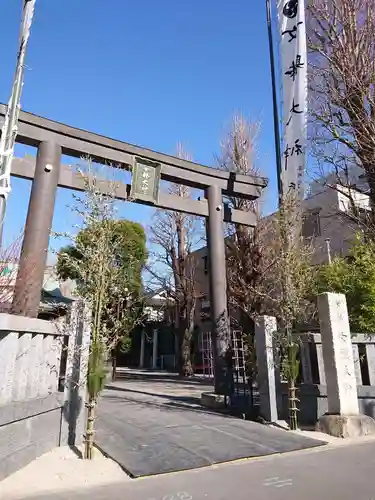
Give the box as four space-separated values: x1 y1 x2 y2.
94 370 324 477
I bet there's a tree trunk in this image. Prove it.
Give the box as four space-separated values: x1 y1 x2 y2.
181 326 193 376
84 396 97 459
179 298 196 377
365 172 375 232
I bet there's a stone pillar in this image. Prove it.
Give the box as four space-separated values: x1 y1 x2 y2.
317 292 375 437
12 141 61 317
152 328 158 369
61 300 90 446
352 344 363 385
315 341 326 385
318 293 358 415
255 316 278 422
206 185 231 395
139 330 145 368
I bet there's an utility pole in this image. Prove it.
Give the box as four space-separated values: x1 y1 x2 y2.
0 0 36 246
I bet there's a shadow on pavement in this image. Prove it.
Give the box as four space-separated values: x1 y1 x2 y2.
114 370 214 386
105 385 203 404
101 392 236 419
105 384 204 404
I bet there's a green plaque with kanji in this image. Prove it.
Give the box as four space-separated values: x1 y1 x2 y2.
130 157 161 204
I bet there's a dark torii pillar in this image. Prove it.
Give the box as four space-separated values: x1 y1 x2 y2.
12 141 61 317
205 184 231 395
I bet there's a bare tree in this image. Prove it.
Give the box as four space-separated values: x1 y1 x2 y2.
213 115 280 392
217 116 272 346
148 146 202 376
0 233 23 312
308 0 375 229
0 232 44 317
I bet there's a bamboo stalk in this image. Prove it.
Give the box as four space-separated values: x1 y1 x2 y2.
288 382 299 430
84 397 96 459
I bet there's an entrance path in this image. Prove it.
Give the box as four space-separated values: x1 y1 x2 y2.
95 369 324 477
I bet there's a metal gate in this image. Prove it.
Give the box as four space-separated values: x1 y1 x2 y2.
200 331 214 378
200 329 258 416
229 330 258 417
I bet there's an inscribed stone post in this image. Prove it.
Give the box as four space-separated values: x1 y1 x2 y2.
255 316 278 422
317 293 358 415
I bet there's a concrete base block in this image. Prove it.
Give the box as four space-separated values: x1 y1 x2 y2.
317 414 375 438
201 392 226 410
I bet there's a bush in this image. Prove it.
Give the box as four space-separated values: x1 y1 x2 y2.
317 235 375 332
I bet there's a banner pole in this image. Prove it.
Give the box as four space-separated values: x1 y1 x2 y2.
266 0 284 207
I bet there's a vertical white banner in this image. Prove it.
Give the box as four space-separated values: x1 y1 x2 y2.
277 0 307 200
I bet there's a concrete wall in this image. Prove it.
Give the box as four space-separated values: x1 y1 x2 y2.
302 186 359 264
0 393 64 480
189 245 210 299
0 302 89 480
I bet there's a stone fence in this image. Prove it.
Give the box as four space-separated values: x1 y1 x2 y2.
279 332 375 425
298 332 375 387
0 301 89 480
255 294 375 432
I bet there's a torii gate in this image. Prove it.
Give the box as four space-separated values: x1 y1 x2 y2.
0 103 268 395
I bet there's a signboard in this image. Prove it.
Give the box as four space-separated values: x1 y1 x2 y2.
277 0 307 200
130 157 161 204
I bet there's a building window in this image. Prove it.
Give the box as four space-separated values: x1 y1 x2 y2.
302 210 321 238
200 298 210 311
203 255 208 275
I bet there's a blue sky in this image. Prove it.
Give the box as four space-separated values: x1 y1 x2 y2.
0 0 278 258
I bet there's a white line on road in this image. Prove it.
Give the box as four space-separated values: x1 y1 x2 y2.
263 476 293 488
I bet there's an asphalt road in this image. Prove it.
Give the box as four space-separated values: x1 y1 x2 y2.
19 439 375 500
